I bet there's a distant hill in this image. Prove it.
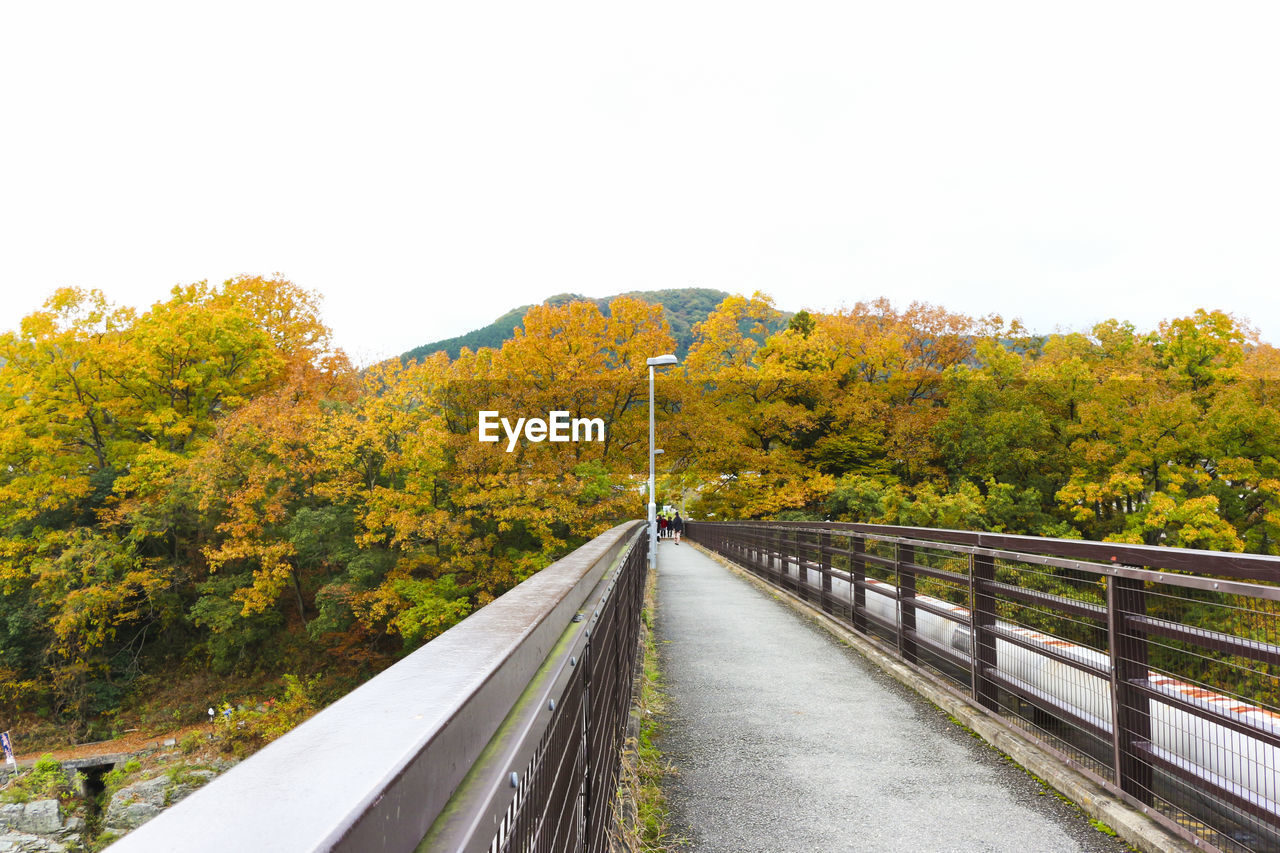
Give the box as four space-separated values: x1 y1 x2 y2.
403 288 789 362
404 304 532 361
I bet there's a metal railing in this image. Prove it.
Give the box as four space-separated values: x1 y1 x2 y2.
110 520 648 853
688 520 1280 853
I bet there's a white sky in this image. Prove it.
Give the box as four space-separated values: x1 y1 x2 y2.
2 1 1278 364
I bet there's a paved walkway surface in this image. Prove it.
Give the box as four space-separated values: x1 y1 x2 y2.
654 540 1131 853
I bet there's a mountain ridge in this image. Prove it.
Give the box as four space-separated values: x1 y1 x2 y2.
403 287 788 361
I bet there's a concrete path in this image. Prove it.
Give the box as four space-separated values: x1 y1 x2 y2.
654 540 1131 853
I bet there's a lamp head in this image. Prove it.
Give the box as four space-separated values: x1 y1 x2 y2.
646 354 678 367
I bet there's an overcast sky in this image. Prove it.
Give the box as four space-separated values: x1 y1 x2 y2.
2 1 1277 363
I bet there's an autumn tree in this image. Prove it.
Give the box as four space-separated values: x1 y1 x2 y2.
0 278 336 718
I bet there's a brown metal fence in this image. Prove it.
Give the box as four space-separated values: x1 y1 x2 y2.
687 520 1280 853
108 521 648 853
471 523 647 853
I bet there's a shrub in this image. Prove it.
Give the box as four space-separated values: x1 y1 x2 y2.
2 754 72 804
179 732 203 755
101 758 142 798
217 674 319 756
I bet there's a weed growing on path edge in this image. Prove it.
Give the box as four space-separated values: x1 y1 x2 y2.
932 707 1137 851
1091 818 1120 837
613 565 683 852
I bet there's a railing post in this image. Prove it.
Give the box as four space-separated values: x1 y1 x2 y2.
820 531 833 614
788 527 798 594
773 526 784 583
1108 575 1154 805
852 535 867 633
760 527 768 577
786 527 797 594
970 553 998 711
896 543 918 664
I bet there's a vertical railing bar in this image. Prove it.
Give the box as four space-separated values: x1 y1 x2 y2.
845 531 855 623
852 534 867 633
894 541 903 655
821 530 833 614
1107 577 1124 793
967 552 979 698
580 579 594 845
769 525 776 577
1108 575 1154 804
777 525 785 585
795 527 804 598
790 527 798 595
899 542 917 665
796 527 804 597
972 552 998 712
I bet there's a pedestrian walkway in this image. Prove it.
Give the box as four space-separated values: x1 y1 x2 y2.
654 540 1131 853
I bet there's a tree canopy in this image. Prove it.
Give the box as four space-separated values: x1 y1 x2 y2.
2 278 1275 736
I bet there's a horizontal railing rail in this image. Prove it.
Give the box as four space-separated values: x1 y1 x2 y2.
688 520 1280 853
110 520 648 853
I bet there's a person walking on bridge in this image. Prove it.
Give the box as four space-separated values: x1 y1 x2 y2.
672 511 684 544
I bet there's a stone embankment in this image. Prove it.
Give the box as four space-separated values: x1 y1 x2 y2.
0 799 84 851
0 741 236 851
102 766 221 834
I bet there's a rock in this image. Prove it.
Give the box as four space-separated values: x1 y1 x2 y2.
0 804 23 830
0 830 67 852
105 767 220 831
137 777 171 804
58 816 83 835
110 800 161 830
164 770 216 806
106 776 164 830
0 804 68 850
162 738 177 747
14 802 60 836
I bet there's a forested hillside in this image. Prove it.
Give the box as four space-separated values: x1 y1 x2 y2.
401 304 530 360
401 287 781 361
1 279 1276 747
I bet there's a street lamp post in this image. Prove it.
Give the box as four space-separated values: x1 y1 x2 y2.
646 354 678 568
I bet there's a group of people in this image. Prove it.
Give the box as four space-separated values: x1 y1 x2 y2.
658 511 684 543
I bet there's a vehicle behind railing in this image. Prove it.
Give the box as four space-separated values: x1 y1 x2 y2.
109 520 648 853
688 520 1280 853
